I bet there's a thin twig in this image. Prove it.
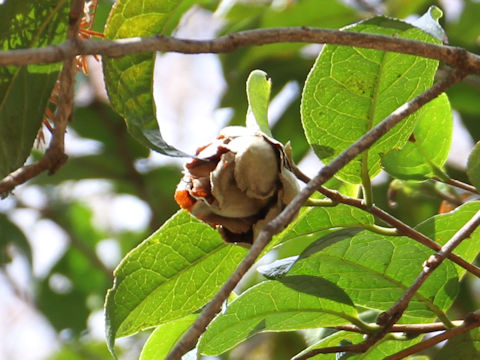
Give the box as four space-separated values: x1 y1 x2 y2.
384 311 480 360
293 167 480 278
0 28 479 73
333 320 463 334
165 69 466 360
0 0 85 196
434 177 480 195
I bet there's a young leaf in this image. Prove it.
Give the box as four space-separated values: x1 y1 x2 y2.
467 142 480 192
198 276 359 356
139 314 198 360
0 0 69 179
103 0 201 157
105 211 247 355
301 14 442 183
293 330 420 360
415 201 480 278
289 229 458 323
382 93 452 180
246 69 272 136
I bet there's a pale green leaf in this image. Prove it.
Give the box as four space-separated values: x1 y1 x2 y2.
139 314 198 360
199 276 359 355
246 69 272 136
105 211 247 355
301 15 441 183
382 93 452 180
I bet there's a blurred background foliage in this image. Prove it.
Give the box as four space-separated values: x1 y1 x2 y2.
1 0 480 359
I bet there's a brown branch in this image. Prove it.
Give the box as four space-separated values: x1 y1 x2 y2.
0 28 479 73
0 0 85 196
385 311 480 360
292 167 480 278
434 177 480 195
333 320 463 334
165 69 466 360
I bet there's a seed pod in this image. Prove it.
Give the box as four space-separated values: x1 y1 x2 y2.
175 126 300 246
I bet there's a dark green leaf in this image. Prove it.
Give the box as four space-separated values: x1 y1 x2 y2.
301 15 441 183
0 213 31 265
435 327 480 360
139 314 198 360
105 211 247 355
0 0 69 179
290 229 458 323
103 0 200 157
382 93 452 180
467 142 480 192
199 276 359 356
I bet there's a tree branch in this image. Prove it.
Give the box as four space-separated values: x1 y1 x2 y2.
385 311 480 360
165 69 466 360
0 27 479 73
333 320 463 334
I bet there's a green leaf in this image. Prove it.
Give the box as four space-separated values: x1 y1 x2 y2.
0 0 69 179
246 70 272 136
382 93 452 180
199 276 359 356
140 314 198 360
415 201 480 278
301 15 441 184
467 142 480 192
0 213 31 265
105 211 247 355
103 0 200 157
435 327 480 360
289 229 458 323
270 204 374 254
293 331 420 360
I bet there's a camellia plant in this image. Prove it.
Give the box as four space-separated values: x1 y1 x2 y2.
3 0 480 360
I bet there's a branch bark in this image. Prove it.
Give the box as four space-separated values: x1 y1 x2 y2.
165 68 466 360
0 27 480 73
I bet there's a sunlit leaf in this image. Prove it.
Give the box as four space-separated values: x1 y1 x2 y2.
105 211 247 355
199 276 359 355
301 14 442 183
246 69 272 136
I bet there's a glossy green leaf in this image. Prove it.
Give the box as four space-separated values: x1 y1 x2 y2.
289 229 458 323
270 204 374 253
382 93 452 180
105 211 247 355
293 331 420 360
103 0 200 157
199 276 359 356
139 314 198 360
416 201 480 278
301 15 441 183
0 0 69 179
246 70 272 136
467 142 480 192
435 327 480 360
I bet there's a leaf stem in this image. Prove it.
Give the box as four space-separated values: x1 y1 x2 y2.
304 198 337 207
362 224 399 236
361 154 374 208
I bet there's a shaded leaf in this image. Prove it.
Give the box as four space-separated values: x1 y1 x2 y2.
105 211 247 355
289 229 458 323
301 15 441 183
435 327 480 360
140 314 198 360
0 213 31 265
103 0 200 157
467 142 480 192
0 0 69 179
382 93 452 180
199 276 359 356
